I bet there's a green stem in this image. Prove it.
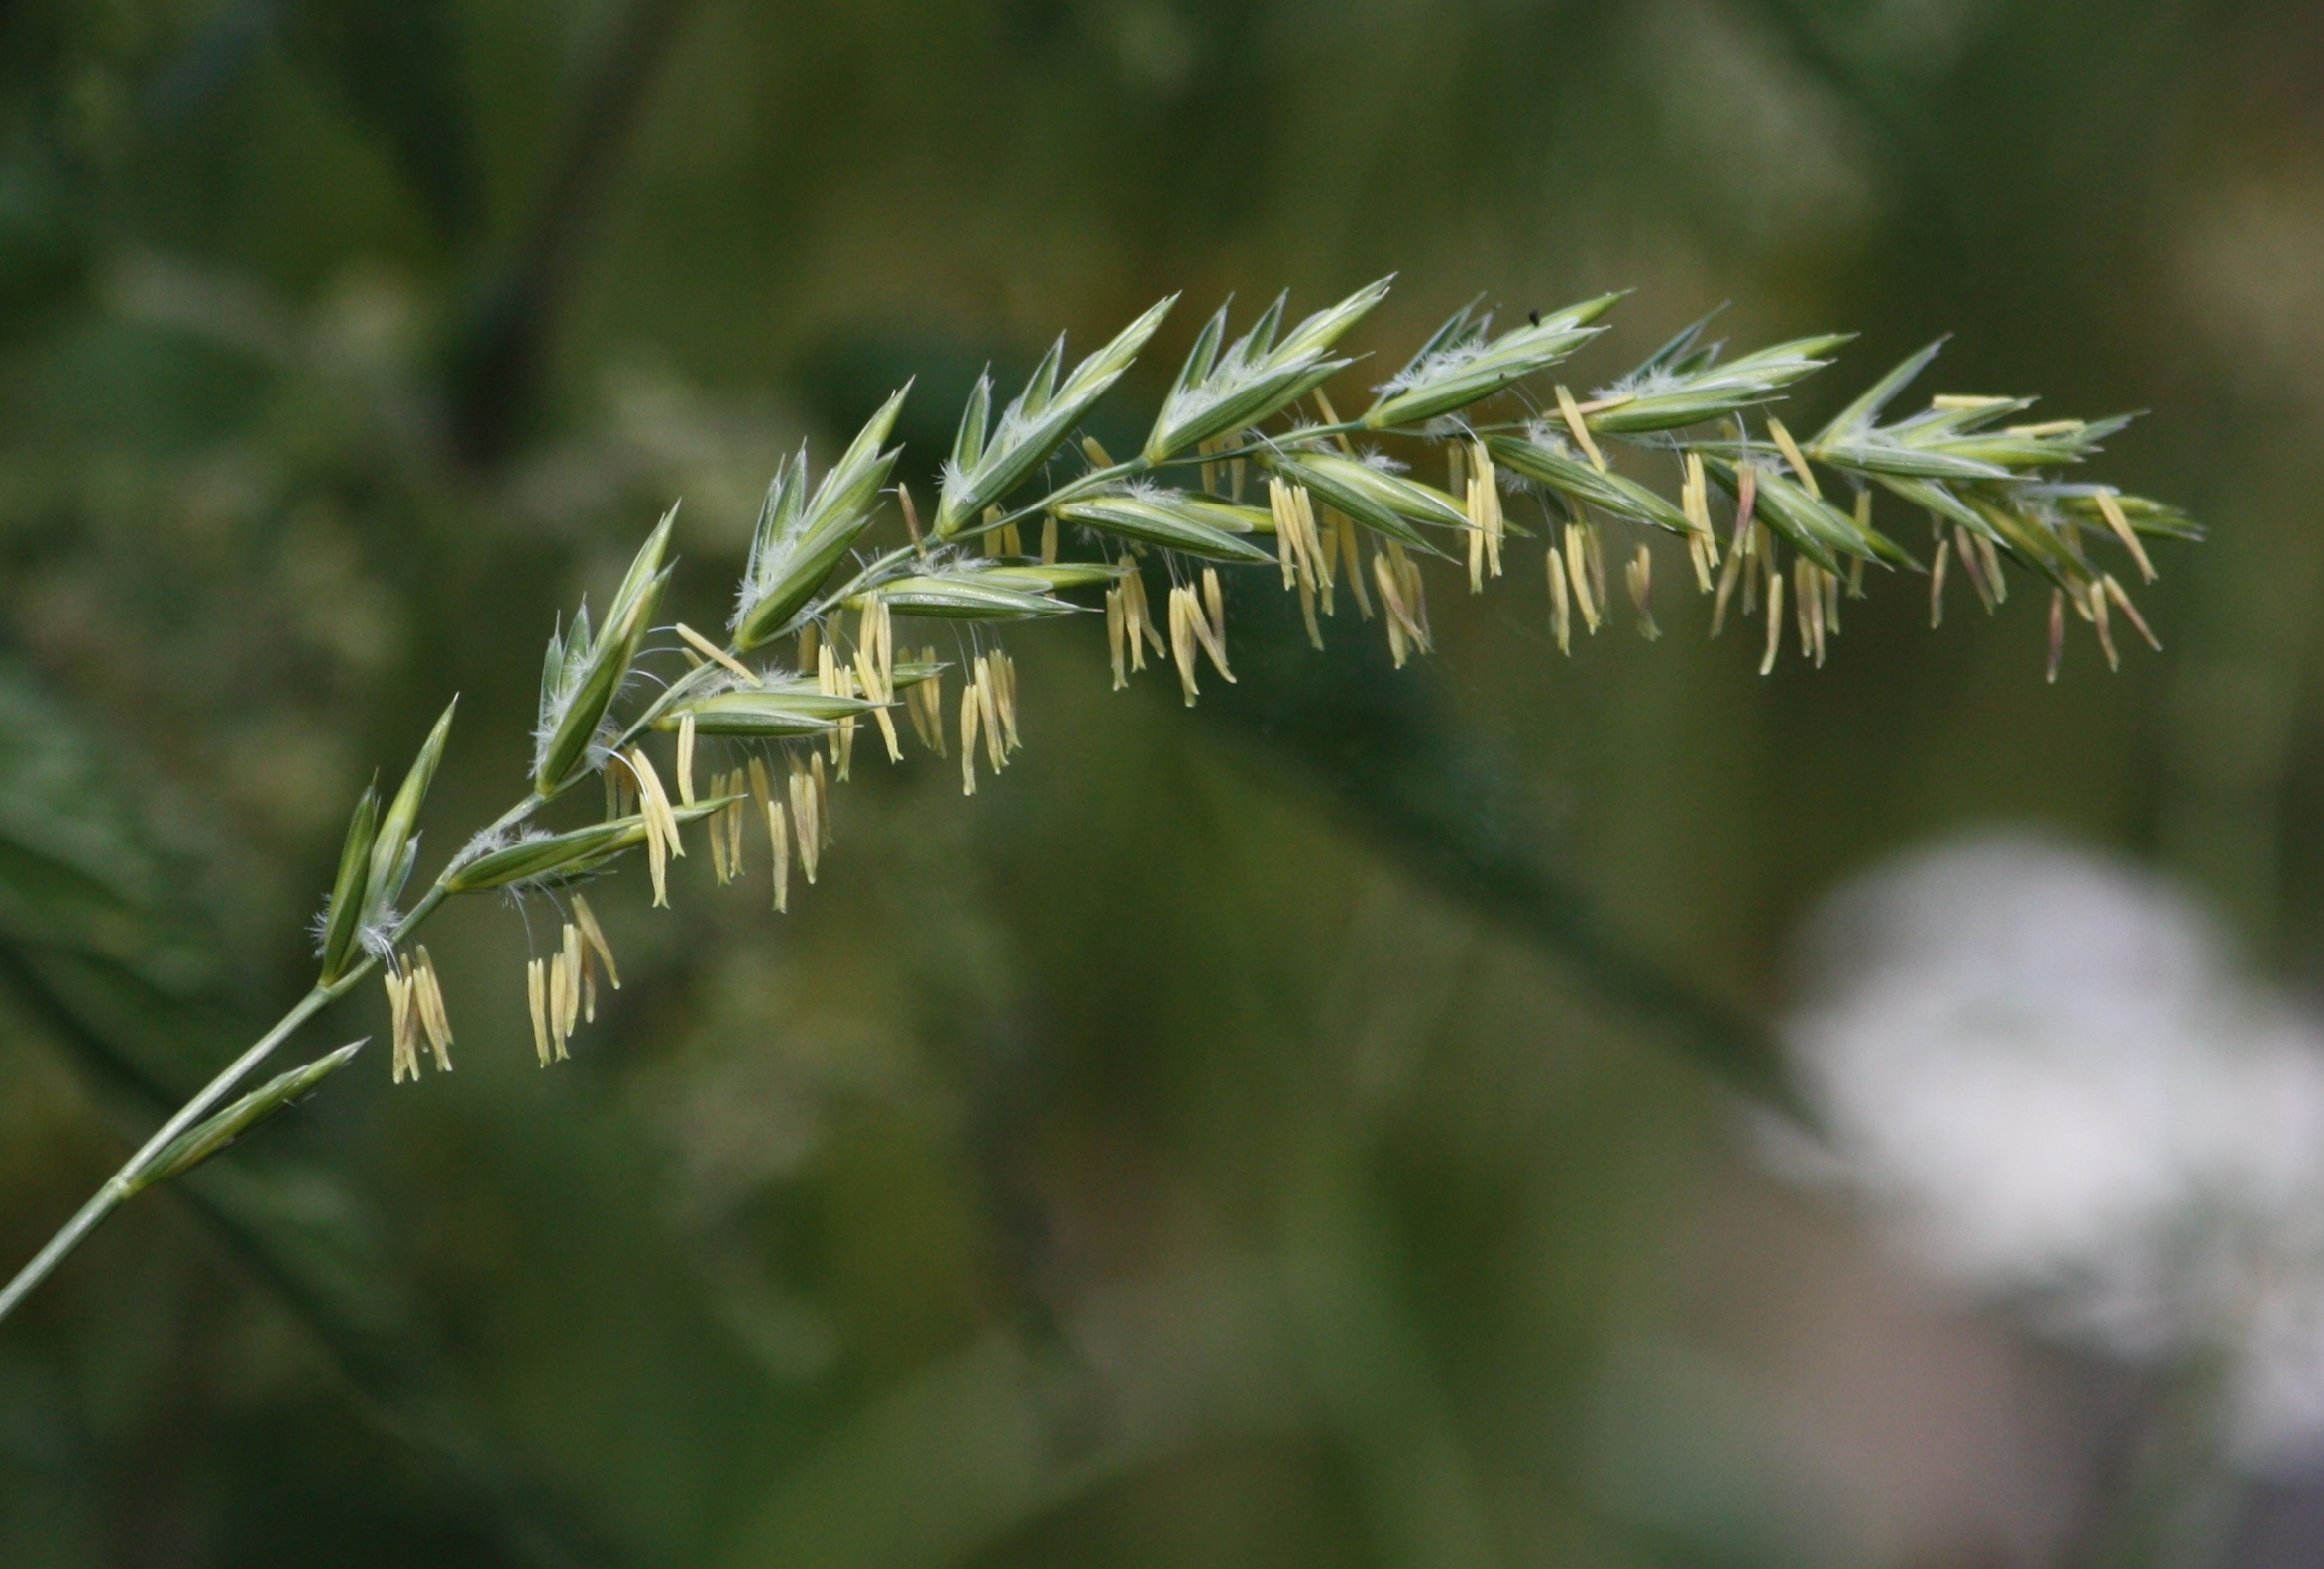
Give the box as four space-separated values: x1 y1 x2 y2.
0 799 534 1327
0 984 337 1323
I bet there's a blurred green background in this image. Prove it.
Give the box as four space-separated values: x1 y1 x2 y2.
1 0 2320 1564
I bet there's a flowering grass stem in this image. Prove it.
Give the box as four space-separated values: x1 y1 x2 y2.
0 278 2199 1328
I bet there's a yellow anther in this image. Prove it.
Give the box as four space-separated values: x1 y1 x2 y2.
675 622 760 685
1555 385 1607 473
1767 418 1820 501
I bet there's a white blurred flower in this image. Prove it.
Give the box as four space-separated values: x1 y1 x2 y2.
1780 830 2324 1472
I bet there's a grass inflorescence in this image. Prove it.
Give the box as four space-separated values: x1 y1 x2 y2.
0 278 2198 1325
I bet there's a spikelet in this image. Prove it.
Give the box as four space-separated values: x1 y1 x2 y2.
1931 535 1951 628
677 712 698 807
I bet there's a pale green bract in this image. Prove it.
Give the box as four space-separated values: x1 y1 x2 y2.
1263 448 1466 549
1488 434 1694 538
533 508 675 794
1144 280 1390 461
1364 292 1619 429
1053 491 1275 563
126 1041 368 1194
1584 320 1853 435
859 568 1078 620
444 799 735 892
934 298 1177 537
732 389 908 652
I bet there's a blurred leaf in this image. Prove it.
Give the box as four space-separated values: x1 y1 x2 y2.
1187 577 1810 1122
717 1262 1301 1569
0 155 86 340
274 0 480 239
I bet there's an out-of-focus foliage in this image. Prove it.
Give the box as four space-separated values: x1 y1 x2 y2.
1 0 2321 1565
